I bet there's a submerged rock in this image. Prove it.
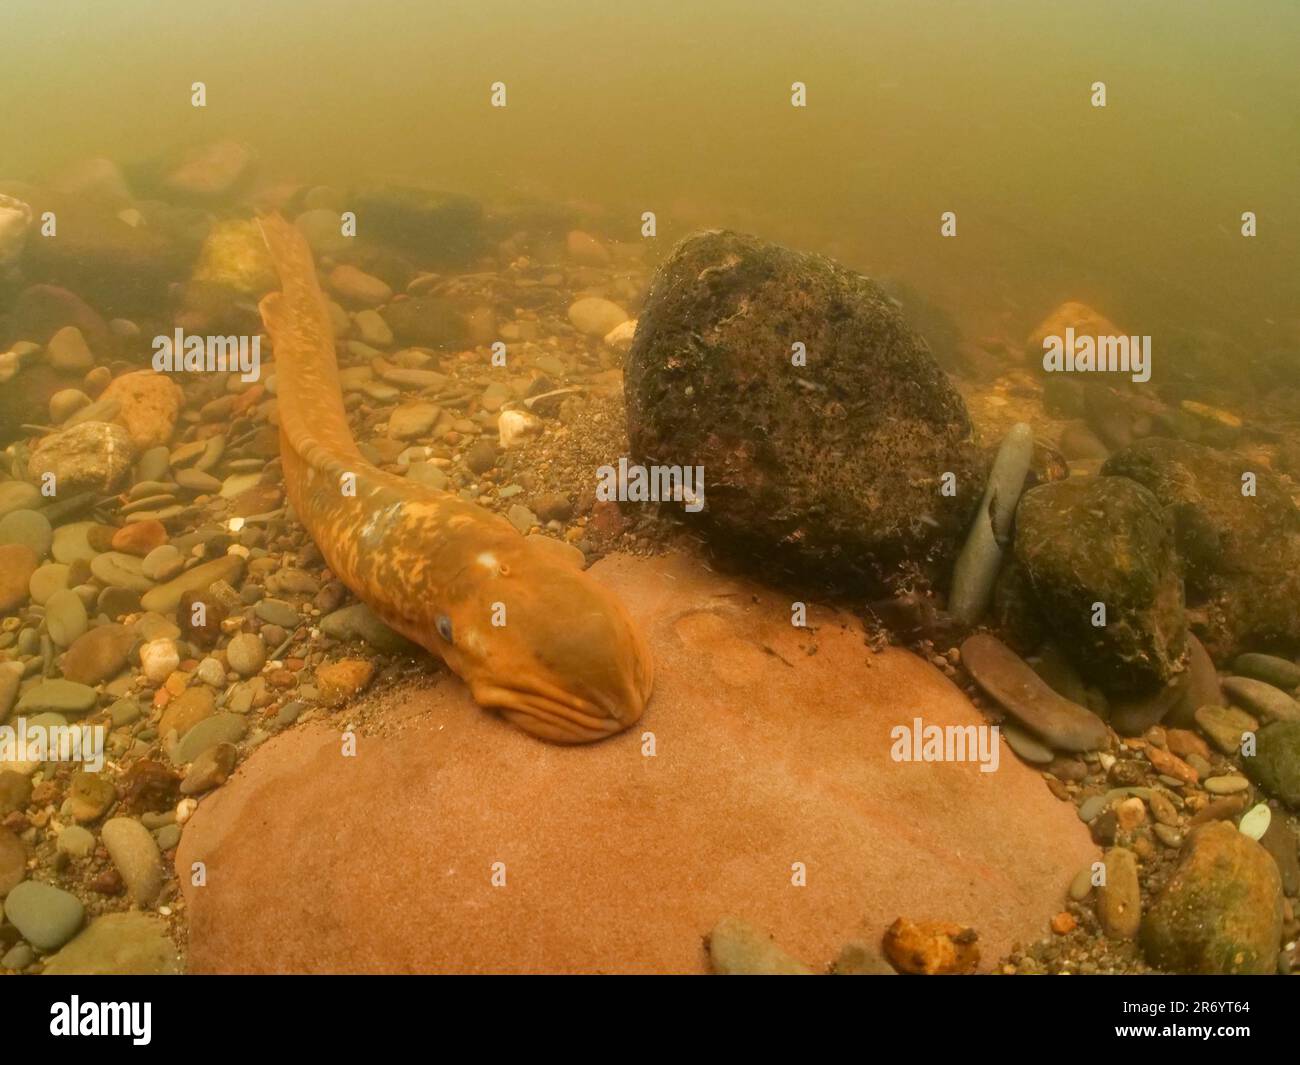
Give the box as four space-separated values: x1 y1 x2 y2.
50 156 132 206
881 917 980 975
100 371 183 452
1141 822 1282 974
3 880 84 951
0 543 38 612
189 218 279 298
60 624 136 686
1110 672 1189 736
0 827 24 895
350 184 484 266
100 817 164 906
179 553 1097 974
160 139 258 202
139 554 245 614
625 230 983 590
0 193 32 268
1222 676 1300 723
1102 437 1300 661
41 912 181 975
1231 653 1300 692
3 284 112 352
318 602 420 655
1097 846 1141 939
568 296 628 337
380 295 467 349
26 421 135 495
961 634 1110 751
1014 476 1186 693
949 422 1034 624
1194 704 1258 756
22 194 192 312
1166 633 1221 728
1026 301 1124 363
707 917 812 975
1245 720 1300 808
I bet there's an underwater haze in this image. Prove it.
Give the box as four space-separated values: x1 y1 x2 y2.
3 0 1298 344
2 0 1300 985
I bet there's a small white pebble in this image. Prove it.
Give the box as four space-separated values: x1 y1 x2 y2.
227 516 246 533
1238 802 1271 841
175 798 198 824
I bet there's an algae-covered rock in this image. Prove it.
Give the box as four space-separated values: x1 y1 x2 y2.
41 912 181 975
1141 821 1282 974
1102 437 1300 661
1245 720 1300 808
706 917 812 975
350 183 484 266
380 295 467 349
160 140 258 203
26 421 135 495
625 230 983 590
22 194 192 313
1014 476 1186 693
1232 652 1300 691
189 218 278 297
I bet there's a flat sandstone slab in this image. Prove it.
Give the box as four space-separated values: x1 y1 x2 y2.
179 553 1096 973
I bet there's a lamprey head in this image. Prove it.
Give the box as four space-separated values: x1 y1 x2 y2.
431 539 654 744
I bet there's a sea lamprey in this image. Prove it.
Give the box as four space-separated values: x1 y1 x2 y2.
255 213 653 743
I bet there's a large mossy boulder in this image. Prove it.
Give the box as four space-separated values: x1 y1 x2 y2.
1141 822 1282 975
1102 437 1300 661
624 230 983 590
1014 476 1186 693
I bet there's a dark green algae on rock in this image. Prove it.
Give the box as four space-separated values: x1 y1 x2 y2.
625 230 984 591
1141 822 1282 975
1014 476 1187 695
1245 720 1300 808
1102 437 1300 662
349 184 485 267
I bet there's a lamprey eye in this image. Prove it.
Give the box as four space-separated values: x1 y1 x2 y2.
436 615 454 643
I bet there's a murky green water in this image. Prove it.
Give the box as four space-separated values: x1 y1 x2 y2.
3 1 1300 980
3 0 1297 347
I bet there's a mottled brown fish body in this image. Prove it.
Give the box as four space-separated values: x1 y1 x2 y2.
257 214 653 743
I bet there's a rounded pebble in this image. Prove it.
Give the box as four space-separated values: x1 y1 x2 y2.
44 587 89 648
2 880 85 950
1238 803 1271 840
225 632 266 677
139 638 180 685
101 817 164 906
